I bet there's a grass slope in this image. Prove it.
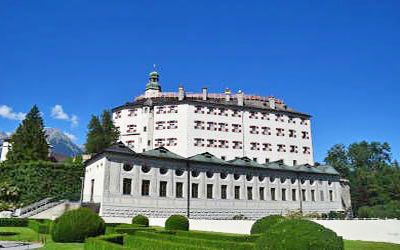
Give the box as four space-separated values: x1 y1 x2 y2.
345 240 400 250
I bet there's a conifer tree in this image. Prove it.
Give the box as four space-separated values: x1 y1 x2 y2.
85 115 104 154
101 110 119 148
7 105 49 162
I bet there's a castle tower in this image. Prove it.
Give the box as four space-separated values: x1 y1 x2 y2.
144 70 162 98
0 139 11 162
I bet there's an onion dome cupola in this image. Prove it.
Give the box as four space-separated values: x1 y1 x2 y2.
146 70 162 91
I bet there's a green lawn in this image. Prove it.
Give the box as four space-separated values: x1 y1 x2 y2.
345 240 400 250
1 226 400 250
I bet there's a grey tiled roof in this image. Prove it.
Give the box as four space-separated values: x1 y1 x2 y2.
140 147 186 160
104 142 135 155
228 157 266 168
188 152 228 165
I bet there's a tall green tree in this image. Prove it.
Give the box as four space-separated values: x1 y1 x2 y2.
101 110 119 148
85 115 104 154
7 105 49 162
325 144 350 178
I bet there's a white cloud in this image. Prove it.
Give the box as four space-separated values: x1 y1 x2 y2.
0 105 26 121
51 105 78 127
64 131 77 141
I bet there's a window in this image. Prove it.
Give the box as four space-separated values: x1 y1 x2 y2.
277 144 286 152
127 124 137 133
290 145 298 153
166 138 177 146
232 141 243 149
271 188 276 201
275 114 284 122
293 160 297 166
168 105 178 113
206 171 214 178
218 140 229 148
289 129 296 138
122 178 132 195
276 128 285 136
207 139 217 148
141 165 151 173
221 185 227 199
155 138 165 147
261 126 271 135
302 131 310 139
259 187 265 200
218 123 229 132
194 120 205 130
300 118 308 125
207 184 213 199
221 156 226 160
207 122 217 131
320 190 324 201
143 126 147 132
142 180 150 196
250 125 259 134
301 189 306 201
261 113 269 120
159 181 167 197
194 106 203 114
192 183 199 198
249 111 258 119
194 138 205 147
159 168 168 175
147 140 151 146
253 158 257 162
288 116 295 124
282 188 286 201
126 140 135 148
123 163 133 172
329 190 334 202
114 111 121 119
292 189 297 201
250 142 260 150
191 170 200 178
247 187 253 200
167 120 178 129
265 158 270 163
262 143 272 151
234 186 240 199
155 121 165 130
176 182 183 198
303 147 311 154
232 124 242 133
234 174 241 180
311 190 315 202
232 110 241 117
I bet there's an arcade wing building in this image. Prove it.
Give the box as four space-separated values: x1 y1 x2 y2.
82 71 351 220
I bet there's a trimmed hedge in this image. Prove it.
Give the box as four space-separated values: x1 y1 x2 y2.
175 230 260 243
0 218 28 227
250 215 286 234
133 230 254 250
28 219 51 234
85 234 125 250
131 214 149 227
114 226 155 235
165 215 189 231
124 235 212 250
51 208 105 242
256 219 344 250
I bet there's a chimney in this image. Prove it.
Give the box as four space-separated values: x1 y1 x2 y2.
237 90 244 106
269 97 276 109
178 86 185 101
202 87 208 100
225 88 231 102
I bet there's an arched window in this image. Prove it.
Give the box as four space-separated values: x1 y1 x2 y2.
220 173 227 179
191 170 200 178
246 175 253 181
206 171 214 178
159 168 168 175
234 174 241 180
175 169 184 176
123 163 133 172
258 176 265 182
291 178 296 184
269 177 275 183
141 165 151 173
280 177 286 183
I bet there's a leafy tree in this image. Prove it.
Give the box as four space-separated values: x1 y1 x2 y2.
85 116 104 154
7 105 49 162
325 144 350 178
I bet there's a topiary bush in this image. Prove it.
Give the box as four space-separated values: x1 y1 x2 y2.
132 214 149 227
256 219 344 250
165 215 189 231
51 208 105 242
250 215 286 234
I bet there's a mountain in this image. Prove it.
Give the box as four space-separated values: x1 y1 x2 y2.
45 128 83 157
0 128 82 158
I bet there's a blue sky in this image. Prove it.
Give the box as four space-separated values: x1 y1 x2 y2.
0 1 399 162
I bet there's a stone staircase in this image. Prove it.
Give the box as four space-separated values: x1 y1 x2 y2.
13 197 66 218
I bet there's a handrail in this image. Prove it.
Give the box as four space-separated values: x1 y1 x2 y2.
14 197 54 216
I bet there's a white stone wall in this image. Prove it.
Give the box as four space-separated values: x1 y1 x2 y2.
114 103 313 166
84 155 342 220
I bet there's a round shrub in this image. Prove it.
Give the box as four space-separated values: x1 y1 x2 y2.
256 219 343 250
165 215 189 231
250 215 286 234
51 208 105 242
132 214 149 227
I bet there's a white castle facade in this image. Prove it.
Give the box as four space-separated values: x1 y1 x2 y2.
82 71 351 220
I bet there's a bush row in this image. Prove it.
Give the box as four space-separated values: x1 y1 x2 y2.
358 201 400 219
175 230 259 243
84 234 125 250
0 218 28 227
134 230 254 250
28 219 51 234
124 235 212 250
